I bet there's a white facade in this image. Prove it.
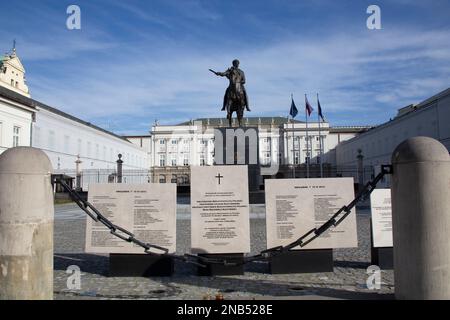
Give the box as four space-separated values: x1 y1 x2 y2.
336 88 450 186
0 88 35 155
282 122 363 166
128 122 215 168
32 104 149 172
127 118 366 169
0 48 149 175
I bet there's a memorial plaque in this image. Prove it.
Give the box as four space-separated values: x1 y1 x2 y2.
266 178 357 250
191 165 250 254
370 189 393 248
85 183 176 254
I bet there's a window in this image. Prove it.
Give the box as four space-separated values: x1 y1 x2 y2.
10 79 14 86
86 142 92 157
15 81 18 88
294 151 300 165
159 139 165 145
64 135 70 153
33 126 40 147
293 136 300 149
171 140 178 145
159 154 166 167
48 130 55 150
263 152 271 165
77 139 82 155
180 175 189 185
171 155 177 166
159 174 166 183
13 126 20 147
200 153 206 166
183 154 189 166
171 175 177 183
183 140 190 152
263 137 272 150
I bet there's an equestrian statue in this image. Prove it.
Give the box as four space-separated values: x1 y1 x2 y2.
210 59 251 127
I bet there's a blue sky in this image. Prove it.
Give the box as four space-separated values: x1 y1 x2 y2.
1 0 449 135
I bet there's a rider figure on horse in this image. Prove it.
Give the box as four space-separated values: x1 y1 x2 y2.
210 59 251 127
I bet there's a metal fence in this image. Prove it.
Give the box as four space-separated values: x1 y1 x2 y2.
54 164 377 192
54 169 151 191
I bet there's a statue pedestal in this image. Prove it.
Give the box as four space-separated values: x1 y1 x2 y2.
214 127 260 192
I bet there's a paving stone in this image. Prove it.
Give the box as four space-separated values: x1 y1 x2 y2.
53 204 394 300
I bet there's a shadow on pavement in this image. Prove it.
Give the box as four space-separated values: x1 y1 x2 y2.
54 253 109 276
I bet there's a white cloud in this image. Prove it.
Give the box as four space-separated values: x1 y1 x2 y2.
25 24 450 135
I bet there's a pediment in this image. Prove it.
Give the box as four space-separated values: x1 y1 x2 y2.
4 56 25 73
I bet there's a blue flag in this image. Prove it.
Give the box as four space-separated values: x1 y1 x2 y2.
305 95 314 116
318 98 325 121
289 97 298 118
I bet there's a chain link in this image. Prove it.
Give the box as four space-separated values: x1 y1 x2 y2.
55 165 392 268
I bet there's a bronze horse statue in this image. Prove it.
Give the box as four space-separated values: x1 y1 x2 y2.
210 59 251 127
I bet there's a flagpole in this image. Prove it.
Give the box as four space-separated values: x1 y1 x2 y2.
305 94 310 178
318 93 323 178
291 94 296 179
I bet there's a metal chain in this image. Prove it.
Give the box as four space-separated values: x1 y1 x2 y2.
56 164 392 268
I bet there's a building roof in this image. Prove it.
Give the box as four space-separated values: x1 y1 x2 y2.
37 103 131 142
0 85 130 143
329 126 373 133
178 117 304 126
338 87 450 146
395 87 450 119
0 85 36 110
0 52 16 66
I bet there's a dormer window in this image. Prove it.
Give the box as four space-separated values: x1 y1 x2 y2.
10 79 14 86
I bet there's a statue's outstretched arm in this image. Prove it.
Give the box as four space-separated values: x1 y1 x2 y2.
210 68 229 77
217 70 229 77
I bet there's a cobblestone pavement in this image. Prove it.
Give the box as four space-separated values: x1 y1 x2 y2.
54 203 395 300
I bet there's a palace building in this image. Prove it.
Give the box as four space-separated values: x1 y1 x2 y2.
125 118 369 186
0 46 149 190
335 87 450 188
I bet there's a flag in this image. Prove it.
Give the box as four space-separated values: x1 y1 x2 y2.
305 95 314 116
289 97 298 118
318 98 325 122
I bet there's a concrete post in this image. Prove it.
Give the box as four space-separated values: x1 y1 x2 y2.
116 154 123 183
75 154 82 191
356 149 364 191
392 137 450 300
0 147 54 300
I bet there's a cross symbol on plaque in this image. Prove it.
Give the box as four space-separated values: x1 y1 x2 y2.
215 173 223 185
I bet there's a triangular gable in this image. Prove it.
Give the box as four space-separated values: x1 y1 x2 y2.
3 56 25 73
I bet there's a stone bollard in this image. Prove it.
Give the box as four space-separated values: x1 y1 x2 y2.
391 137 450 300
0 147 54 300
